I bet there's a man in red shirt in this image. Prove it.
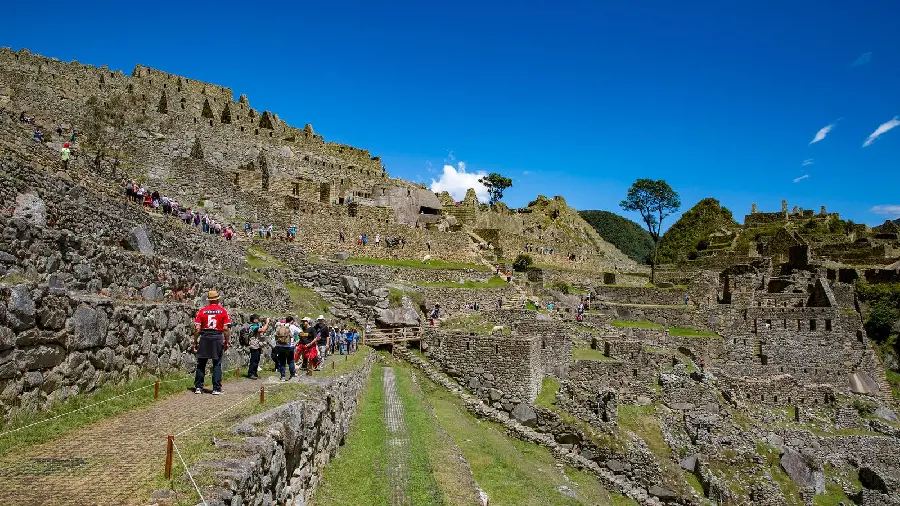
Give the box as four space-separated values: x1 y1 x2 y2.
193 290 231 395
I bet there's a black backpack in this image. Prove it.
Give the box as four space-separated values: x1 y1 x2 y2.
238 325 251 346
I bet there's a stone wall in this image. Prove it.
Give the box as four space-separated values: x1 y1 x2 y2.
0 283 268 423
163 350 374 505
422 328 541 403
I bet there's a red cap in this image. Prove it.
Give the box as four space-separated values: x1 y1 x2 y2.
63 142 69 148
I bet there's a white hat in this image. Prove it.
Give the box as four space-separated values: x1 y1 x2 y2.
301 317 311 322
316 315 325 321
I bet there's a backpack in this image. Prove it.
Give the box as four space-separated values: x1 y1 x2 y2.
276 324 291 345
238 325 251 346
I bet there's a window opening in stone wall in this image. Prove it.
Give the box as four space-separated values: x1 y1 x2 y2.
809 320 816 331
797 320 801 331
541 340 546 350
783 319 787 328
774 395 778 403
494 344 498 354
466 341 470 351
240 126 244 132
825 319 832 331
209 120 213 126
255 129 258 135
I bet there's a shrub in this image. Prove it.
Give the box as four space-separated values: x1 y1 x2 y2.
865 303 896 343
513 254 533 272
549 281 570 294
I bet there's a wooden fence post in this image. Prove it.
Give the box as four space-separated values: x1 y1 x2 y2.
260 386 265 404
164 434 174 479
154 380 160 399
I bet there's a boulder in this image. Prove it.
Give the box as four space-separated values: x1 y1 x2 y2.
8 285 36 331
780 448 825 494
680 454 698 472
126 226 154 256
341 275 361 295
375 296 420 327
332 252 350 261
511 403 537 427
606 459 626 473
488 388 502 401
648 485 677 500
13 192 46 228
874 406 899 423
22 344 65 370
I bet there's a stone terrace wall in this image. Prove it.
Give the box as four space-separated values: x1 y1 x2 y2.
178 351 374 505
422 328 541 403
0 283 266 423
592 286 689 305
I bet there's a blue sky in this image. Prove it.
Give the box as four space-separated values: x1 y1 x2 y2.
3 1 899 228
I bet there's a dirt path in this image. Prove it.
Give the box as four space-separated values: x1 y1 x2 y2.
382 367 411 506
0 373 277 506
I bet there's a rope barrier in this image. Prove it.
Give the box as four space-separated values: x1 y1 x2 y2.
174 388 258 438
0 375 191 438
172 439 209 506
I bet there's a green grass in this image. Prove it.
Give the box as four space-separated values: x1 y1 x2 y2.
535 377 560 409
667 327 720 338
617 404 692 496
814 463 859 506
611 320 664 329
285 281 330 318
347 257 490 271
886 369 900 400
418 276 508 289
0 372 195 457
572 347 615 361
441 314 510 335
417 369 628 505
246 246 287 269
318 346 372 377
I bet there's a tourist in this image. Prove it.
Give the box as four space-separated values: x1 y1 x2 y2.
497 297 503 309
246 314 269 380
429 304 440 326
362 234 368 246
298 317 320 375
192 290 231 395
340 230 345 243
273 318 296 381
684 295 690 305
375 234 380 246
60 142 71 169
313 315 330 365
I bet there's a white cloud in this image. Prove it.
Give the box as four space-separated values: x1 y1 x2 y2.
793 174 809 183
429 162 488 202
851 52 872 67
862 116 900 147
870 205 900 218
801 158 814 167
810 123 835 144
522 170 531 175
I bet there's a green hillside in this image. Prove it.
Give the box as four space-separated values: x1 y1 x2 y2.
579 210 654 263
657 198 738 263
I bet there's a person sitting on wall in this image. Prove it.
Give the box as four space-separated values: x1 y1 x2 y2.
192 290 231 395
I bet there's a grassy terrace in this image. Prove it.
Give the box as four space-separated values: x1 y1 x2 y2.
535 376 561 409
347 257 490 271
0 373 195 457
572 347 616 361
418 276 509 289
611 320 720 337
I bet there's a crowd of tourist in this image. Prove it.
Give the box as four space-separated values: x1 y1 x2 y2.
353 233 407 248
192 289 365 394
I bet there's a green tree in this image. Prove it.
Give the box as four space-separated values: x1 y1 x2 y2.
579 210 654 263
620 179 681 283
478 173 513 206
866 303 897 343
513 253 533 272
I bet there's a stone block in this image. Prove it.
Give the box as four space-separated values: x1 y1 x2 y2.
780 447 824 494
874 406 898 423
680 454 698 472
8 284 36 331
22 344 65 370
141 284 163 301
648 485 676 500
340 276 360 295
606 459 626 473
13 192 46 228
69 305 108 350
126 226 154 256
511 403 537 427
488 388 502 401
332 252 350 261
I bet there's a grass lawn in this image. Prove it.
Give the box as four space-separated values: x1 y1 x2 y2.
667 327 720 338
312 364 390 505
347 257 490 271
535 377 561 409
417 368 635 505
418 276 508 289
572 347 615 361
285 281 331 318
246 246 288 269
0 373 195 457
611 320 664 329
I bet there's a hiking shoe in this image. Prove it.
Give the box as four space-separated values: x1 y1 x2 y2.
194 388 202 394
212 390 223 395
280 376 286 382
250 375 259 380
